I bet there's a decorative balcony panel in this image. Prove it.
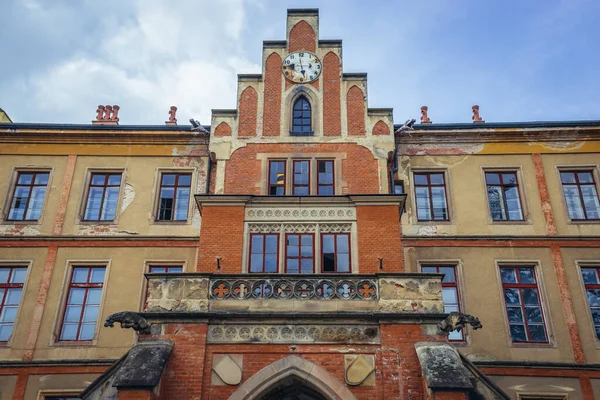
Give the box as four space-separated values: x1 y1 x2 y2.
144 273 444 314
209 277 378 301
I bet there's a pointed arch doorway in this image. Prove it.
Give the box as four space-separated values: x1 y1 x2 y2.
229 355 357 400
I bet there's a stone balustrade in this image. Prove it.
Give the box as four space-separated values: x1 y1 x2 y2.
144 273 444 315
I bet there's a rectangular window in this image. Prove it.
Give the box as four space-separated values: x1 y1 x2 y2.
485 171 524 221
393 180 404 195
580 267 600 339
286 234 314 274
317 160 334 195
560 171 600 220
321 233 350 273
250 234 279 273
414 172 449 221
422 265 463 341
83 173 122 221
0 267 27 341
157 173 191 221
59 267 105 341
500 266 548 343
148 266 183 273
7 171 49 221
268 161 286 196
293 160 310 195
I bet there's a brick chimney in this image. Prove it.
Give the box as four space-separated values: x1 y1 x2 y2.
420 106 431 124
472 105 484 124
93 104 120 125
166 106 178 126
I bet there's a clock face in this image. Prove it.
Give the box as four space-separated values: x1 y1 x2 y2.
281 51 322 83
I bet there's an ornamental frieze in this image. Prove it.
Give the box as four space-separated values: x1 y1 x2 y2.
246 207 355 221
207 324 380 344
210 277 378 300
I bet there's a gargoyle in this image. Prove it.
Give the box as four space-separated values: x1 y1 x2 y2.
438 312 482 335
105 311 150 334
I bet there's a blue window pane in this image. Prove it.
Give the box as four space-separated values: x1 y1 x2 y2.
68 288 86 304
588 289 600 306
522 288 539 305
439 267 456 283
60 323 78 340
596 326 600 340
18 173 34 184
72 268 89 283
526 306 543 323
421 266 437 273
504 288 520 305
560 172 576 183
91 174 106 185
337 254 350 272
178 175 191 186
0 306 17 323
174 188 190 220
287 245 299 257
87 288 103 304
430 174 444 184
578 172 594 183
265 254 277 272
79 323 96 340
6 289 22 305
500 268 517 283
84 187 104 220
250 254 263 272
287 259 299 274
0 269 9 284
107 174 121 185
25 187 46 220
150 267 166 273
65 305 82 322
509 324 527 341
518 268 535 284
592 309 600 324
301 246 312 257
485 173 500 185
442 288 457 304
336 235 349 253
11 268 27 284
414 174 428 185
91 268 105 283
507 307 523 323
83 305 99 322
294 187 309 195
528 325 547 342
266 235 278 253
322 235 334 253
162 174 176 185
300 259 313 274
0 325 14 341
251 235 264 253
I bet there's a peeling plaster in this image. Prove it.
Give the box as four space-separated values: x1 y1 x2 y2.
77 225 138 236
120 183 135 213
415 225 437 236
401 143 484 156
0 224 41 235
539 141 585 151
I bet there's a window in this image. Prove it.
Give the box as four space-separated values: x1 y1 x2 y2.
422 265 463 341
414 172 449 221
293 161 310 195
393 180 404 195
291 97 312 135
268 161 286 196
485 171 524 221
7 171 49 221
286 234 314 274
0 267 26 341
157 173 191 221
83 173 122 221
59 267 105 341
250 234 279 273
500 266 548 343
317 160 334 195
560 171 600 220
322 233 350 273
580 267 600 339
148 266 183 273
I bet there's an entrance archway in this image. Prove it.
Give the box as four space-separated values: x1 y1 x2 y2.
229 355 357 400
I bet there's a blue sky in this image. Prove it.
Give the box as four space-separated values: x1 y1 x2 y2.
1 0 599 125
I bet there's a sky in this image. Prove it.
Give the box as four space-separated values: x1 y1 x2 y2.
1 0 599 125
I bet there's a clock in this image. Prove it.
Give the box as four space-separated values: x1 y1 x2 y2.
281 51 322 83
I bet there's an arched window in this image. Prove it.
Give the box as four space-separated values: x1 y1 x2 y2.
291 97 312 135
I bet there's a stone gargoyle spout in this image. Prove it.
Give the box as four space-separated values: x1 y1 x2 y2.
438 312 482 336
105 311 151 334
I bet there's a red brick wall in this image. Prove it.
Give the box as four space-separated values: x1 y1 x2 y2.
238 86 258 137
117 389 155 400
196 206 245 273
372 120 390 135
323 52 341 136
158 324 208 400
223 143 380 195
347 85 366 136
288 20 316 53
356 205 403 273
263 53 282 137
213 122 232 137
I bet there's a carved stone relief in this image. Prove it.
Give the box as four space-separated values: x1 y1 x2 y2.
246 207 355 221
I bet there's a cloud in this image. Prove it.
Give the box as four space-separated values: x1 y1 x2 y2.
1 0 261 124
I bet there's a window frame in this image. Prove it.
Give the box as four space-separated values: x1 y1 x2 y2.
4 169 52 223
577 263 600 343
285 233 315 274
484 170 525 222
268 160 287 196
290 96 313 136
249 233 280 273
0 263 30 346
58 266 106 342
412 170 450 222
53 261 110 346
498 265 550 345
292 160 311 196
420 264 465 342
78 168 125 225
81 172 123 222
317 160 335 195
320 232 351 273
154 170 193 223
558 168 600 222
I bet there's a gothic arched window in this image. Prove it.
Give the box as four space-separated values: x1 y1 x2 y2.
291 97 312 135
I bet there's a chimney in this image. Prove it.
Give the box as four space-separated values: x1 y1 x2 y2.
472 105 484 124
92 104 120 125
166 106 178 126
420 106 431 124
